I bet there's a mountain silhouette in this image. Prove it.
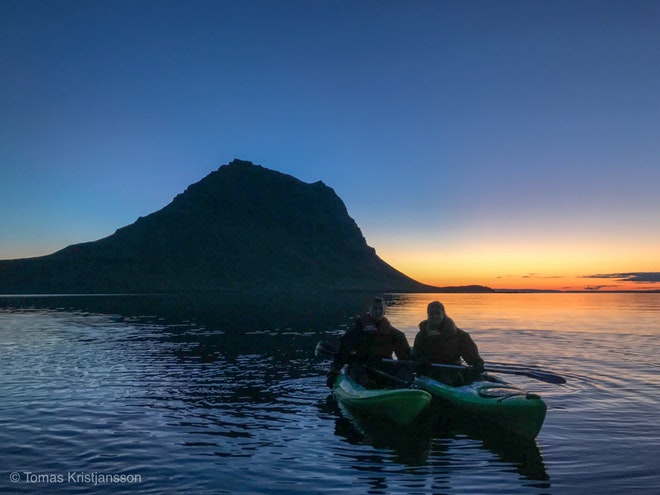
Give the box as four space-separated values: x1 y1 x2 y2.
1 159 478 294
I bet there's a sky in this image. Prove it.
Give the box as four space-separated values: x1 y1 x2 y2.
1 0 659 291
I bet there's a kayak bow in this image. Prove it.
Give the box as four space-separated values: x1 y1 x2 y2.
332 372 432 427
415 375 547 439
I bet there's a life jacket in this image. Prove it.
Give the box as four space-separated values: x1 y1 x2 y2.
344 315 409 361
359 316 399 358
414 318 481 365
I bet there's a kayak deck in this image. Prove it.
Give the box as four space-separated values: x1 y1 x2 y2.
415 375 547 439
333 373 432 426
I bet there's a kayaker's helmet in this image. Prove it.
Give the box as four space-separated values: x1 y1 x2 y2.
369 297 385 321
427 301 446 325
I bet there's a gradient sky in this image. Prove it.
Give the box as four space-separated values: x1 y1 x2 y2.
2 0 659 291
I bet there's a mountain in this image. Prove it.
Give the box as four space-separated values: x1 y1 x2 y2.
0 159 460 294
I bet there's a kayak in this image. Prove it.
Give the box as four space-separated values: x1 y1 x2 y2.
414 374 547 439
332 372 432 426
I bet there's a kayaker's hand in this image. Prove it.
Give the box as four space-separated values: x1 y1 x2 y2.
472 360 485 374
326 370 339 389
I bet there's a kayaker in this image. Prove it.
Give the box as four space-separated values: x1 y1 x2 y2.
413 301 485 385
326 297 412 389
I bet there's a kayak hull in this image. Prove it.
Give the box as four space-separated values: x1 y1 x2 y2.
415 375 547 439
333 373 432 426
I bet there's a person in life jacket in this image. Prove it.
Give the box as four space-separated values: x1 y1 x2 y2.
326 297 412 389
412 301 485 385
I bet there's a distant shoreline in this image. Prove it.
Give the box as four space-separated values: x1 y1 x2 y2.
1 288 659 298
494 290 660 294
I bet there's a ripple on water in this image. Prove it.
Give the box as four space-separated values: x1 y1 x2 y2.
2 294 659 494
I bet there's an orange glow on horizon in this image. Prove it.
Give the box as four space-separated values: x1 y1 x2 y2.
412 273 660 292
376 242 660 292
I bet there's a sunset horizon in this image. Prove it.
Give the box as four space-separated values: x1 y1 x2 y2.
2 2 658 295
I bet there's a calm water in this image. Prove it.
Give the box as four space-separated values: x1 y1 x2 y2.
1 292 658 494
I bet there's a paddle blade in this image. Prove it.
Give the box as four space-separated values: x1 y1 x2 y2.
315 341 337 359
485 365 566 385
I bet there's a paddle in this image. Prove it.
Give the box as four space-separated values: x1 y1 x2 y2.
314 340 338 360
383 358 566 385
315 341 414 387
484 365 566 384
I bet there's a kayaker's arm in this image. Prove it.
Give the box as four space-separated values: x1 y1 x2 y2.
470 359 485 374
458 331 485 373
392 328 412 361
326 350 346 388
326 322 364 388
411 330 425 360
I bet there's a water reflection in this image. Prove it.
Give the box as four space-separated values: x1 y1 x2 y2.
328 396 549 485
0 291 373 329
385 292 660 336
2 291 658 494
1 292 560 494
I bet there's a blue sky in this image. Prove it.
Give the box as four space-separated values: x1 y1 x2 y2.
2 0 659 290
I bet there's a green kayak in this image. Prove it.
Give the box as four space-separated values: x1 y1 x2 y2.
415 375 547 439
332 372 432 426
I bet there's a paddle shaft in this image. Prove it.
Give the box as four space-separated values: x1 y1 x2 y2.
317 340 565 384
315 341 413 387
383 359 566 385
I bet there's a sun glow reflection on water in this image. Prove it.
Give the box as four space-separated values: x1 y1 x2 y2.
385 292 660 336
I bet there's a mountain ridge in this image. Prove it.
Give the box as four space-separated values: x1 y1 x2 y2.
0 159 494 294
